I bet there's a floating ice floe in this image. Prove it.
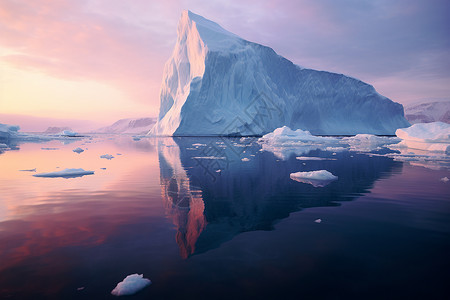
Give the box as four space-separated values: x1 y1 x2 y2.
19 168 36 172
259 126 342 160
290 170 338 187
314 219 322 223
41 147 59 150
393 122 450 153
296 156 336 161
100 154 114 160
60 130 78 137
241 158 250 162
73 147 84 154
33 168 94 178
440 177 449 182
343 134 400 152
111 274 151 296
192 156 226 160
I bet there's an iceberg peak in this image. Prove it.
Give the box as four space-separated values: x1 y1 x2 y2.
179 10 242 52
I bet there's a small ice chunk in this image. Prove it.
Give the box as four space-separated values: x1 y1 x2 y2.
60 130 78 137
77 287 85 291
73 147 84 154
192 156 226 160
241 157 250 162
440 177 449 182
296 156 335 161
290 170 338 187
41 147 59 150
111 274 151 296
215 169 221 173
100 167 107 170
314 218 322 223
100 154 114 160
133 137 141 141
116 153 122 155
20 168 36 172
0 143 8 148
33 168 94 178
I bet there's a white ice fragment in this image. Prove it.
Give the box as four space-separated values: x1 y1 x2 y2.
33 168 94 178
290 170 338 187
192 156 226 160
73 147 84 154
296 156 336 161
314 219 322 223
60 130 78 137
100 154 114 160
41 147 59 150
440 177 449 182
111 274 151 296
241 158 250 162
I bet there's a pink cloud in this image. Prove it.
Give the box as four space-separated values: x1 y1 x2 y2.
0 0 173 107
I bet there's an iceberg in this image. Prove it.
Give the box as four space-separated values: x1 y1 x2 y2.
150 10 410 136
394 122 450 153
33 168 94 178
111 274 151 296
0 123 20 141
290 170 338 187
94 117 156 134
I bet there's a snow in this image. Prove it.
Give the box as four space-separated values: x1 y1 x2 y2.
150 10 409 136
94 118 156 134
290 170 338 187
33 168 94 178
405 101 450 124
111 274 151 296
394 122 450 153
100 154 114 160
73 147 84 153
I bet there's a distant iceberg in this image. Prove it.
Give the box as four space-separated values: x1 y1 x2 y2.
33 168 94 178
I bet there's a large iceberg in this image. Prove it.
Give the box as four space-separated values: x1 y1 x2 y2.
150 10 410 136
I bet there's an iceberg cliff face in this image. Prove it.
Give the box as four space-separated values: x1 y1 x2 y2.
151 10 410 136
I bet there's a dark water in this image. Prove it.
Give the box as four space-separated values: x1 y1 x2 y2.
0 136 449 299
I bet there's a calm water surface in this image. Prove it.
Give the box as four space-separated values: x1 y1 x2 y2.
0 135 449 299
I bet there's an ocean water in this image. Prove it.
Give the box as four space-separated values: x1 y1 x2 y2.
0 135 449 299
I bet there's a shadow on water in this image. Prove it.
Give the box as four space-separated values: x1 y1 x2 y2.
158 137 403 258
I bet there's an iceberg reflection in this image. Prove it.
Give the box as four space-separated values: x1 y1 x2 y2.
158 137 403 258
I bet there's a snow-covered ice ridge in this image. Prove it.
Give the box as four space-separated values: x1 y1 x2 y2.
150 10 410 136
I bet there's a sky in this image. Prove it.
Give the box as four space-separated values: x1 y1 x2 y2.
1 0 449 131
